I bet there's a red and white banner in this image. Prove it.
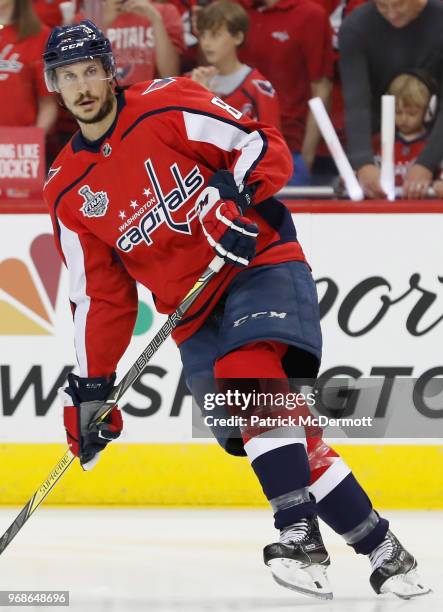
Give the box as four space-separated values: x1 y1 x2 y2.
0 128 45 199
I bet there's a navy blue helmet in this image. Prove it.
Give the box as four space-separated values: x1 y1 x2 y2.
43 20 115 92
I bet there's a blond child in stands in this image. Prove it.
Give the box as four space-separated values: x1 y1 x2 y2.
373 71 443 198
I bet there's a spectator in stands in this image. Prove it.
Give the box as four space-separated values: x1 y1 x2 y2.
79 0 104 28
339 0 443 199
33 0 63 27
237 0 334 186
373 71 443 196
308 0 366 183
0 0 57 133
102 0 185 86
167 0 199 71
192 0 280 128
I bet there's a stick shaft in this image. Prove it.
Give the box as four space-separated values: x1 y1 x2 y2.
0 451 75 554
101 256 224 413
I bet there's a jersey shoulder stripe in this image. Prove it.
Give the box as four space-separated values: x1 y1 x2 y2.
120 104 254 142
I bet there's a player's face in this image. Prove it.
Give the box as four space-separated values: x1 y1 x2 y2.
56 59 114 125
375 0 426 28
199 25 244 67
395 102 426 135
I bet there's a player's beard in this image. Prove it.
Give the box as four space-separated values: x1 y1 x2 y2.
70 88 115 125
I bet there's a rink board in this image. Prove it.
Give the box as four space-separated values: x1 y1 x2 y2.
1 443 442 509
0 209 442 507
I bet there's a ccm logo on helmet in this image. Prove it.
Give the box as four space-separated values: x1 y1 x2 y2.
61 42 85 51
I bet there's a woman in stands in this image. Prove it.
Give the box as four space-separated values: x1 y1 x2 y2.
0 0 57 133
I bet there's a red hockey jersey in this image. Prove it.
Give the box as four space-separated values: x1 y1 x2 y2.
373 131 443 187
217 67 281 130
44 78 302 378
0 23 51 127
238 0 334 152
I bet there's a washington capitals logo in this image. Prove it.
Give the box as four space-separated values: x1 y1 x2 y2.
252 79 275 98
116 159 204 253
142 78 176 95
78 185 109 218
102 143 112 157
0 44 23 80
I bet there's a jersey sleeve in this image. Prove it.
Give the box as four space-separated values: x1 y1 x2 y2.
175 78 293 202
249 74 282 131
46 191 139 378
338 12 375 169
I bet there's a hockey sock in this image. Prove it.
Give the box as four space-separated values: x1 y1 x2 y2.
307 438 389 554
215 341 315 528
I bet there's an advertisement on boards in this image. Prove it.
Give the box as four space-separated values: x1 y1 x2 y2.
0 213 441 442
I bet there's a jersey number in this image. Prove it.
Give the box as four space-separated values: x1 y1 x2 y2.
211 97 243 120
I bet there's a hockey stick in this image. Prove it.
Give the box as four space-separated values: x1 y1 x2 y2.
0 255 224 556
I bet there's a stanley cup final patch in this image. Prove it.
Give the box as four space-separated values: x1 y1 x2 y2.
78 185 109 218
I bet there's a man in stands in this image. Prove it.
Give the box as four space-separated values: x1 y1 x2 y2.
339 0 443 199
238 0 334 186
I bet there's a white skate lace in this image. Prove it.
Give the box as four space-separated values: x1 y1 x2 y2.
369 533 395 571
279 518 310 544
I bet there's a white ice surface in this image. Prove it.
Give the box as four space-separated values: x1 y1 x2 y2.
0 508 441 611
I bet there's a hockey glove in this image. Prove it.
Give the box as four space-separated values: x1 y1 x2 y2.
60 372 123 471
196 170 258 267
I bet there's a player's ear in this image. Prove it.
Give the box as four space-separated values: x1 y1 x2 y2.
234 31 245 48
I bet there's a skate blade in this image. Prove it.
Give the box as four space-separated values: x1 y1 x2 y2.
380 568 432 600
266 557 333 600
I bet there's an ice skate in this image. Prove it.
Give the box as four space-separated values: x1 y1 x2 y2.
369 530 431 599
263 515 333 600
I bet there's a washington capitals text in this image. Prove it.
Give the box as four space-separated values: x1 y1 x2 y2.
117 159 204 252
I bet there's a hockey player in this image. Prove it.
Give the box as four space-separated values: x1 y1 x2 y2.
191 0 281 129
42 20 430 600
